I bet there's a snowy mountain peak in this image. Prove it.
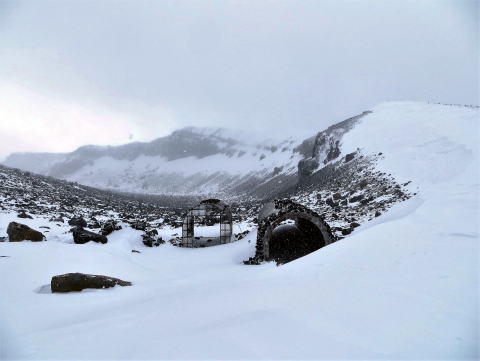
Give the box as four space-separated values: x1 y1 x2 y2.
3 124 304 196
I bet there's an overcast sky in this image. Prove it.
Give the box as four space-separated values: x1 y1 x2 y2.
0 0 478 160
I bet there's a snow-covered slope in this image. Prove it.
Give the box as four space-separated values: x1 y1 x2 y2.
4 127 303 198
0 102 478 359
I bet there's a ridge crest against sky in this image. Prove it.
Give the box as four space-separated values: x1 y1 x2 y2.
0 0 478 159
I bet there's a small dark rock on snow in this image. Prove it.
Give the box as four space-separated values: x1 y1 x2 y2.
17 211 33 219
51 273 131 293
345 152 356 162
235 230 250 240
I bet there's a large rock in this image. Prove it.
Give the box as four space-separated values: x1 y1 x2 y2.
6 222 45 242
51 273 131 293
298 158 319 181
68 217 87 228
72 227 107 244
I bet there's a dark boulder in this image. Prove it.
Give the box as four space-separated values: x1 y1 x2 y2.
345 152 355 162
298 158 319 181
72 227 107 244
7 222 45 242
325 197 336 208
142 229 164 247
101 220 122 236
332 192 342 200
51 273 131 293
142 237 164 247
68 217 87 228
341 228 353 235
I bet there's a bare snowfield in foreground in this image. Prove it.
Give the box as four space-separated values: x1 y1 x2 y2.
0 102 478 360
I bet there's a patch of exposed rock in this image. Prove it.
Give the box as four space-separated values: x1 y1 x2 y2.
17 211 33 219
101 219 122 236
68 216 87 228
72 227 108 244
142 229 165 247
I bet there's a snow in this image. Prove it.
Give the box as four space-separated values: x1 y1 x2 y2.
0 102 478 359
341 102 478 188
64 142 302 194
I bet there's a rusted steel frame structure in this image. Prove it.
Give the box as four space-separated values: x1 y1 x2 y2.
181 199 233 247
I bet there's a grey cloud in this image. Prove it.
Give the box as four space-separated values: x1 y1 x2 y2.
0 0 478 155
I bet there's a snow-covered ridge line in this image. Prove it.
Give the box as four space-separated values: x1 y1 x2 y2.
3 101 478 201
3 125 305 197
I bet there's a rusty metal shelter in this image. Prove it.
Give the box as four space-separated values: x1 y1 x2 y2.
244 199 335 264
181 199 233 247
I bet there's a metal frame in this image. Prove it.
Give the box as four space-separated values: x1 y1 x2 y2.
181 199 233 247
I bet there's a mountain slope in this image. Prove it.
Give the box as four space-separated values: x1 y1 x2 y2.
0 101 478 359
4 127 305 197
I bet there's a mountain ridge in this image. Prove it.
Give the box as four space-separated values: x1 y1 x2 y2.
5 102 473 200
3 125 307 197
